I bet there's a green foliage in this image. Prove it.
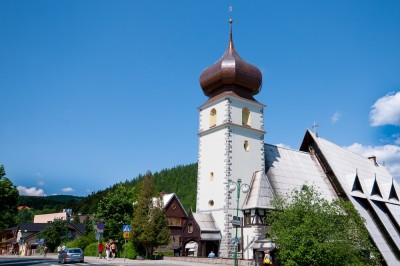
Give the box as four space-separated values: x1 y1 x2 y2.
94 184 134 242
84 242 99 256
14 164 198 221
0 165 19 231
18 195 82 213
83 215 95 234
66 231 96 251
17 208 34 223
71 216 80 224
153 164 197 211
131 171 170 259
38 220 68 251
268 185 380 266
119 241 138 259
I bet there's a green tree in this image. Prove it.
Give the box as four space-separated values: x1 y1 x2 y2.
268 185 380 266
38 220 68 251
0 165 19 231
17 208 33 223
94 184 133 242
83 215 94 234
131 171 170 258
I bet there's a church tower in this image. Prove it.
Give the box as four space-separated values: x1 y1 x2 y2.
196 19 265 258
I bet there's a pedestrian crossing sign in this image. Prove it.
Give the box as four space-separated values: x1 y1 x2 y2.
122 225 131 232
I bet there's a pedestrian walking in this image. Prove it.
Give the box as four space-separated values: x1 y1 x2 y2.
111 242 117 259
97 242 104 259
105 240 111 261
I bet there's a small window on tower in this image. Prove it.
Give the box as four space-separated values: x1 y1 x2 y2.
210 108 217 128
208 200 214 207
210 172 214 181
244 140 249 151
242 107 251 126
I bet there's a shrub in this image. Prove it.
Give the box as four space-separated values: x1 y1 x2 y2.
84 242 99 256
117 241 138 259
65 232 96 251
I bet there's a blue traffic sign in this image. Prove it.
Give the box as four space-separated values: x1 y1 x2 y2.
122 225 131 232
97 222 105 230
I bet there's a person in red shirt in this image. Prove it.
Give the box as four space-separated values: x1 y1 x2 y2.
97 242 104 259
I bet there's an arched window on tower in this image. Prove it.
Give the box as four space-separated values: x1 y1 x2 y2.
242 107 250 126
210 108 217 128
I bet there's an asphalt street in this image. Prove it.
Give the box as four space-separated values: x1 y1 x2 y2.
0 254 218 266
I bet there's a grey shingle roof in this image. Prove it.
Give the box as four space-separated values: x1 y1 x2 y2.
264 143 337 202
242 171 275 210
308 130 400 265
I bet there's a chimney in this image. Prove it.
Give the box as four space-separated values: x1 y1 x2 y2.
368 156 378 166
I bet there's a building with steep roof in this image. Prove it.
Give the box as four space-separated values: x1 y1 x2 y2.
194 19 400 265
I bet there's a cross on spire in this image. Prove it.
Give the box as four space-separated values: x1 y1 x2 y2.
229 4 233 24
312 121 319 137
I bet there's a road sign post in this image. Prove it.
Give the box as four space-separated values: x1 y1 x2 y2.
122 225 131 262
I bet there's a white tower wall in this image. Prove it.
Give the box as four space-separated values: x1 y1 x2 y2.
197 94 265 258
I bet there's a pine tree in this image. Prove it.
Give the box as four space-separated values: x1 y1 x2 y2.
131 171 170 258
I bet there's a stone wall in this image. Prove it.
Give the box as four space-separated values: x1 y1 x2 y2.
164 256 256 266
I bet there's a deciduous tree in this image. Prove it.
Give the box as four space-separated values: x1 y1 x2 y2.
38 220 68 251
268 185 380 266
0 165 19 231
94 184 133 241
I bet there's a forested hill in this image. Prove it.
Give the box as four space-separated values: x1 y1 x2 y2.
74 163 198 214
18 195 83 213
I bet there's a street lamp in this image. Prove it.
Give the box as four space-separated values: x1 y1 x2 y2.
228 178 250 266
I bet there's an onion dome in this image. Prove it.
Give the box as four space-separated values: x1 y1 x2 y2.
199 20 262 100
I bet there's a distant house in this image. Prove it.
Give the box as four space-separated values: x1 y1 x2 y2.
1 209 86 256
181 211 221 258
153 193 188 256
33 209 72 223
17 206 31 211
0 226 18 255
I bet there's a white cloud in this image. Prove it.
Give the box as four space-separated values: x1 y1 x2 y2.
331 111 341 124
37 181 45 186
370 91 400 126
346 143 400 179
61 187 74 192
17 186 45 196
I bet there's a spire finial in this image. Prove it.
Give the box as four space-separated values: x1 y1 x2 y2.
229 4 233 33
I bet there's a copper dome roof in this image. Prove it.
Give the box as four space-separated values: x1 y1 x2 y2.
199 24 262 100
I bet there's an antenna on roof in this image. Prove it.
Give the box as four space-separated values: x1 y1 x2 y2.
312 121 319 137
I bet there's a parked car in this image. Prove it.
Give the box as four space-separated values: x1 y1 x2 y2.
58 248 84 264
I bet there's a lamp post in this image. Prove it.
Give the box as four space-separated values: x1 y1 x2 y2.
228 178 250 266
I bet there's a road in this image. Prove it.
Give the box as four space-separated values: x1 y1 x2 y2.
0 255 218 266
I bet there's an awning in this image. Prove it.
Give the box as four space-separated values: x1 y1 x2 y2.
251 239 276 251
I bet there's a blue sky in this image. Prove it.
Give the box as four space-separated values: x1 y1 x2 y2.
1 0 399 196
